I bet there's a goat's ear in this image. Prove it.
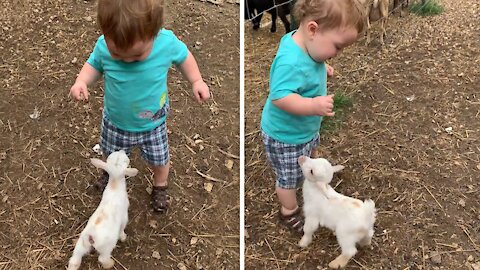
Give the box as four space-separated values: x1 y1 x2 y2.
91 158 107 170
332 165 345 173
298 156 307 166
125 168 138 177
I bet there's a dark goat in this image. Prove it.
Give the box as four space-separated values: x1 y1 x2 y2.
245 0 291 33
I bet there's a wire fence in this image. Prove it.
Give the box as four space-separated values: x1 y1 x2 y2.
245 0 437 31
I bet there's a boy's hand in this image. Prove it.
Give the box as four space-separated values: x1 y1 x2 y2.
311 94 335 117
326 64 334 77
192 80 210 103
70 81 90 101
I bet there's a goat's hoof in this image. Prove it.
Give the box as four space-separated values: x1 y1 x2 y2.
67 258 80 270
120 232 127 242
67 263 80 270
298 236 311 248
328 255 350 269
101 258 114 269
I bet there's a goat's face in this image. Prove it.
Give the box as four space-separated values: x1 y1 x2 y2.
105 150 131 178
304 25 359 62
298 156 344 184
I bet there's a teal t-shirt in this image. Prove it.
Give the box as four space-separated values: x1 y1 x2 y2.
261 31 327 144
87 29 188 132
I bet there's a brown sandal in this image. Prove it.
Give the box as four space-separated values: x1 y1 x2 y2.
94 171 109 192
151 185 170 212
279 207 304 234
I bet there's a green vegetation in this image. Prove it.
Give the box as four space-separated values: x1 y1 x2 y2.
410 0 444 16
320 92 352 135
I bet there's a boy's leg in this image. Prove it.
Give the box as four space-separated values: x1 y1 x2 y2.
276 187 299 216
150 163 170 212
140 120 170 212
262 132 320 233
98 114 132 192
152 163 169 187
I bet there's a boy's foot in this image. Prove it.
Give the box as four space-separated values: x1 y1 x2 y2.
151 185 170 212
279 207 304 234
94 171 109 192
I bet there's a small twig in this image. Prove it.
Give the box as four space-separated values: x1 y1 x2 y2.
195 170 226 183
352 258 371 270
265 238 281 270
422 184 446 215
112 256 128 270
218 148 239 159
460 225 480 252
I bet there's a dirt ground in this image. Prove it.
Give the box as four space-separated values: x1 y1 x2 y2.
245 0 479 269
0 0 239 269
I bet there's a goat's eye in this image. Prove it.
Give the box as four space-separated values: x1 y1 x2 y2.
310 169 314 175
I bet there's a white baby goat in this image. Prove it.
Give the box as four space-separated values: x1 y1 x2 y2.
298 156 376 269
68 150 138 270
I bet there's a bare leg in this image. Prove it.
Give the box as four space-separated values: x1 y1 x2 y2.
152 163 169 187
276 187 298 216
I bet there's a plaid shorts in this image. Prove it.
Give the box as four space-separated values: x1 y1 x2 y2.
262 131 320 189
100 108 170 167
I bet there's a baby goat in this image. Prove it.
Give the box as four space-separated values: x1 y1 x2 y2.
298 156 376 269
68 150 138 270
359 0 389 45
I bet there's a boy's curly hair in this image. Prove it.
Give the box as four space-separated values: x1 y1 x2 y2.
97 0 164 50
293 0 365 33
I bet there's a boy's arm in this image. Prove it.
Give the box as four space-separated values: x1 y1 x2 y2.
178 51 210 103
272 94 335 116
76 62 102 86
70 63 102 101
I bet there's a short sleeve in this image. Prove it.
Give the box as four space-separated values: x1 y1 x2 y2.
86 37 104 73
168 33 189 65
269 64 304 100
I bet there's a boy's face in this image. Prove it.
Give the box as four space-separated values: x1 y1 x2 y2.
305 23 358 62
105 38 154 63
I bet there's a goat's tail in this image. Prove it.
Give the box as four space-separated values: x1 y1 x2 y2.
362 199 377 225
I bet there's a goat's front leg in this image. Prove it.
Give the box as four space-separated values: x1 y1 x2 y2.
270 10 277 32
298 215 319 248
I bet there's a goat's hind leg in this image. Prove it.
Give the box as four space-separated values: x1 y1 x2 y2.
269 10 277 32
252 13 263 30
359 227 374 247
97 244 115 269
328 233 357 269
67 237 91 270
119 216 128 242
380 1 389 45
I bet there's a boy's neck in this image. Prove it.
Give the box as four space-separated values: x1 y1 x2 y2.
291 27 308 53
